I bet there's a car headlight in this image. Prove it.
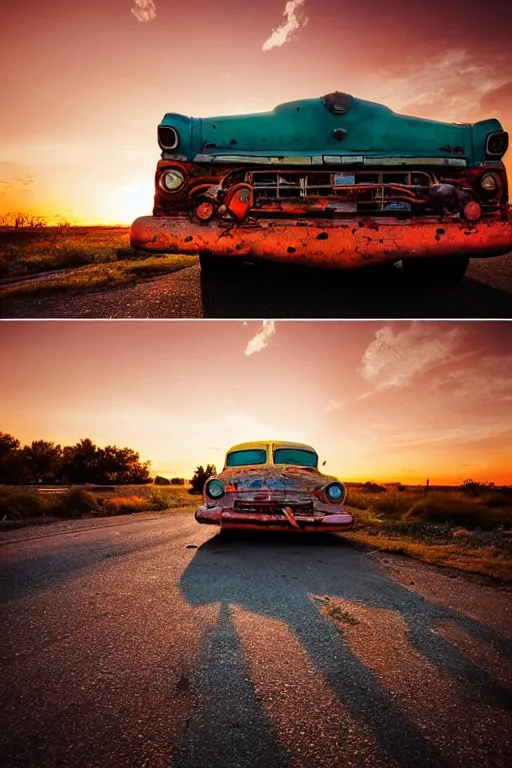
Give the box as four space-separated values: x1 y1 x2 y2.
162 169 185 191
158 125 179 151
480 173 499 192
205 479 225 500
486 131 508 157
324 482 346 503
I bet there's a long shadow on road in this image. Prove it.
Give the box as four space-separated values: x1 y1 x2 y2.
176 533 512 768
200 261 512 319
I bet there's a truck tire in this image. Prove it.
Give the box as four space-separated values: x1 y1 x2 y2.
199 251 243 275
401 256 469 288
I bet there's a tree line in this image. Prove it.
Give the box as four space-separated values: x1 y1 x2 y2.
0 432 151 485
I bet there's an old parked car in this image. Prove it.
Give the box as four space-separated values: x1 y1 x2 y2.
195 441 354 533
130 91 512 286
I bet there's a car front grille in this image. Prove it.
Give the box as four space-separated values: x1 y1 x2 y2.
233 500 315 515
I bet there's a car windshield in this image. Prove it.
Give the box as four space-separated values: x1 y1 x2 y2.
226 449 267 467
273 448 318 468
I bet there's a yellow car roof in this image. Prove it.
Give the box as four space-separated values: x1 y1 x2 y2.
226 441 317 455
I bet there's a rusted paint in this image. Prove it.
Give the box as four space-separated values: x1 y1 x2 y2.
321 91 353 115
224 183 254 221
151 159 508 222
195 443 354 534
282 506 303 530
130 208 512 269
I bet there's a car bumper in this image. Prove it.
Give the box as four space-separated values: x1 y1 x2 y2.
195 506 355 533
130 208 512 270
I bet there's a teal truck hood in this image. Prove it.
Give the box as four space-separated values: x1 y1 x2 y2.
159 92 505 166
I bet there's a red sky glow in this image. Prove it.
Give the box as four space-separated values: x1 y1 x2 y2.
1 320 511 485
1 0 511 223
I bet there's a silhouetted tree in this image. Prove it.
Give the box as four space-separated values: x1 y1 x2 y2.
0 432 30 483
22 440 62 482
61 438 100 484
0 431 152 486
460 478 488 496
190 464 216 494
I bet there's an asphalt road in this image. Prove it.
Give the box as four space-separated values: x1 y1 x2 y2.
1 254 512 318
1 513 511 768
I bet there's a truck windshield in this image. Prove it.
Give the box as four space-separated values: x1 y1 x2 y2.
274 449 318 468
226 449 267 467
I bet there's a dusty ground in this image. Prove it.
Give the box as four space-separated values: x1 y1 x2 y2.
1 513 510 767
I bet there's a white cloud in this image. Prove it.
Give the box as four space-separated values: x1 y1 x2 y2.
262 1 308 52
131 1 157 23
245 321 276 356
359 325 462 395
374 48 509 123
433 355 512 404
324 399 343 413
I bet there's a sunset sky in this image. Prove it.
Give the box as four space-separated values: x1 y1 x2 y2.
1 0 511 224
1 320 511 485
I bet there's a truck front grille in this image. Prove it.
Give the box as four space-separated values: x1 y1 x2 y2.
247 169 435 214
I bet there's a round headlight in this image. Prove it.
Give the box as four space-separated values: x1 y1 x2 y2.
325 482 346 503
480 173 499 192
158 125 179 151
162 170 185 191
205 479 225 500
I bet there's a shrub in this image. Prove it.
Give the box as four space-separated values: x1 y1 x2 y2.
405 495 510 530
154 475 170 485
0 488 57 520
57 489 98 518
362 481 387 493
460 479 493 496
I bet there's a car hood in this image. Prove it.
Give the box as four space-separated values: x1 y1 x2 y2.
158 92 500 164
218 464 337 495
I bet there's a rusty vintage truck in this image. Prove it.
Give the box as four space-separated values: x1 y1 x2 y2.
195 441 354 533
130 91 512 286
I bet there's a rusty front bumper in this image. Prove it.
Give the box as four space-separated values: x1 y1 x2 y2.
130 209 512 269
195 507 354 533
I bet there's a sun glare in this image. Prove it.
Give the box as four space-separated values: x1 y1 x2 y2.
102 180 154 225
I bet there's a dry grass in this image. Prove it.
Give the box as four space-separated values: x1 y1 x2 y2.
345 531 512 582
0 227 130 277
0 256 195 299
0 483 198 526
324 603 360 626
109 484 199 511
345 487 512 582
0 226 195 297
